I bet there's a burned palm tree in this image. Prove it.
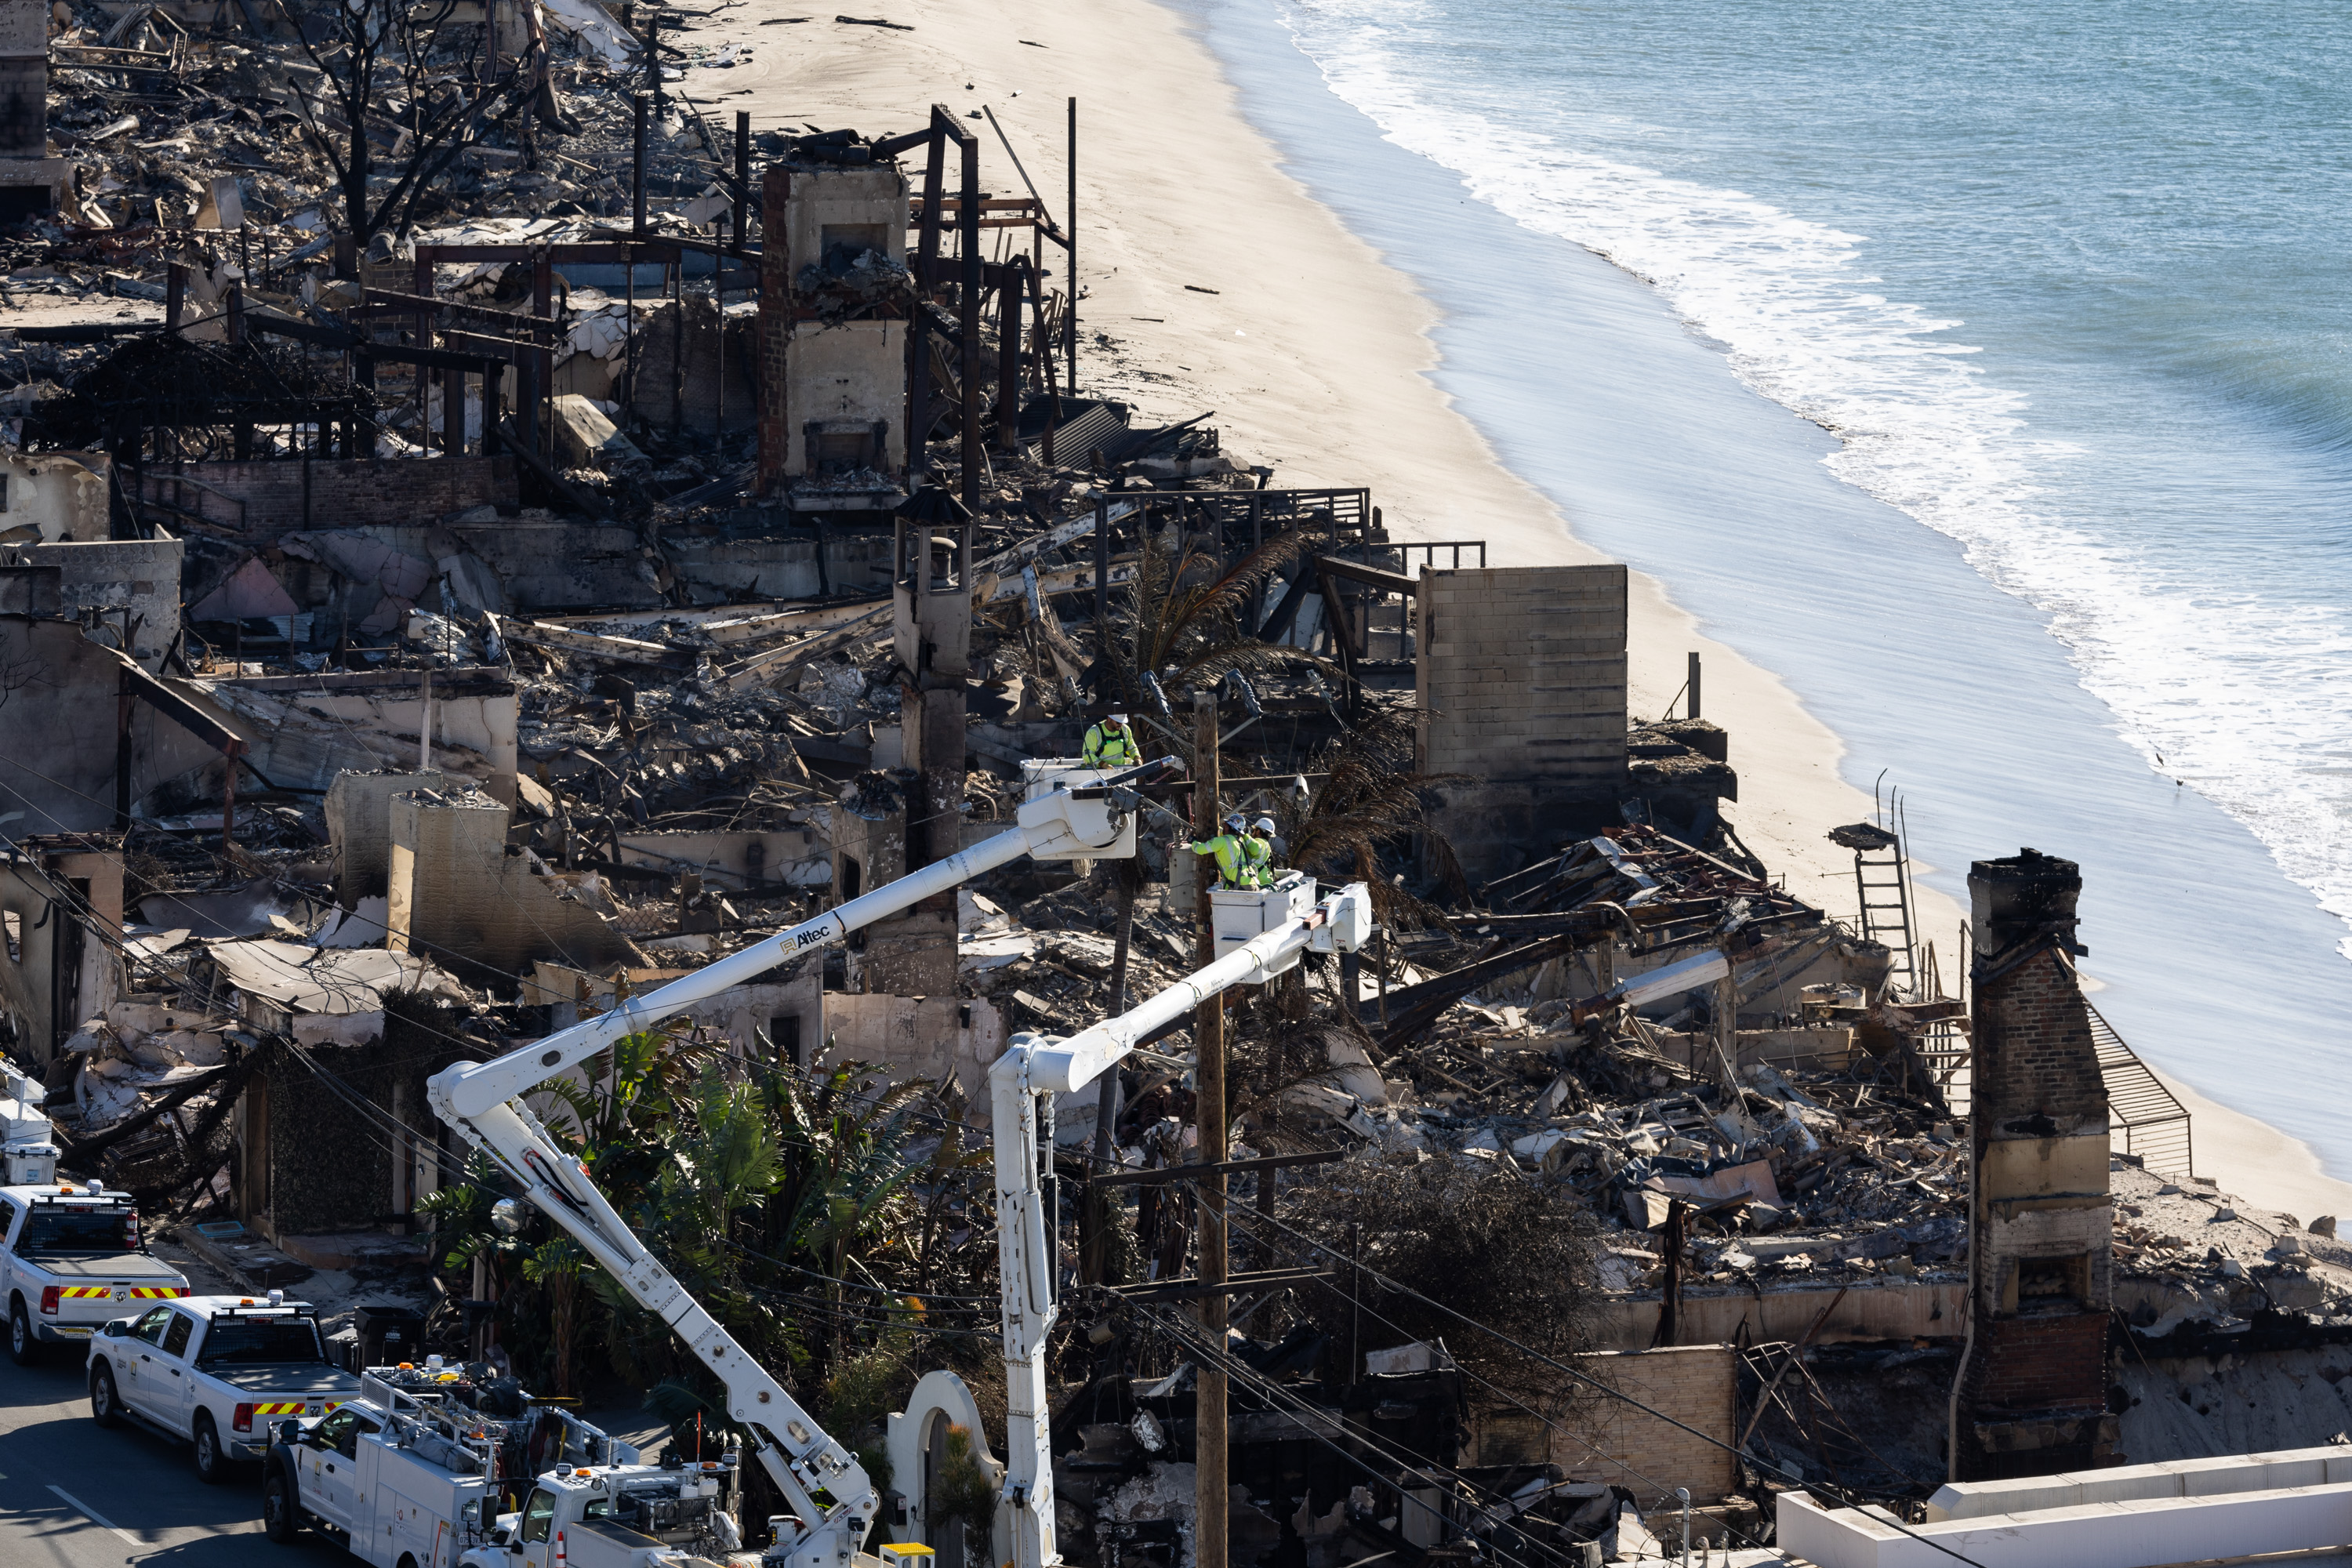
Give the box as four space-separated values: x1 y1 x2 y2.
1280 708 1466 919
1101 524 1318 765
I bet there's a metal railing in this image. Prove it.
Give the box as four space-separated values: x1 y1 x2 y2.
2087 1000 2194 1180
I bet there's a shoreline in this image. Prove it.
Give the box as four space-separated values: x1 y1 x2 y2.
690 0 2352 1223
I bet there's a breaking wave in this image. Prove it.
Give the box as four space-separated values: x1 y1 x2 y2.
1274 0 2352 960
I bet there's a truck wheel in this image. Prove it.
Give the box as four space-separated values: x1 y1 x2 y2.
89 1364 122 1427
9 1298 39 1366
193 1412 228 1483
263 1468 304 1543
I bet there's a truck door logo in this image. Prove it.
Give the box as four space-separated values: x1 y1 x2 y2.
111 1289 125 1301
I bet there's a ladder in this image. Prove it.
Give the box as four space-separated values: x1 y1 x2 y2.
1828 811 1918 1000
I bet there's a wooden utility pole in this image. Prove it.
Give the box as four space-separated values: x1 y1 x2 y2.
1191 689 1228 1568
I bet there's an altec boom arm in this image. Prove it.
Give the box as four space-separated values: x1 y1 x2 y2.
987 878 1374 1568
426 767 1160 1567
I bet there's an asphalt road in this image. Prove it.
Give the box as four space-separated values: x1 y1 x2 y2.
0 1340 350 1568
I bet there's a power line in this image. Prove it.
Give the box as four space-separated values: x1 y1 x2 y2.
1138 1302 1573 1568
1227 1197 1982 1565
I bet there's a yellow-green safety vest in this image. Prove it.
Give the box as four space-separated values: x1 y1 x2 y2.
1241 835 1275 886
1083 722 1139 767
1188 833 1248 886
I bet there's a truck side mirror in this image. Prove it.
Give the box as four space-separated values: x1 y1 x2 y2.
461 1501 481 1530
277 1419 303 1445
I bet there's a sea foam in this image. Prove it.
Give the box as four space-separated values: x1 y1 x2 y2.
1278 0 2352 961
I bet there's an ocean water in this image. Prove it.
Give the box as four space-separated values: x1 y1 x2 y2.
1178 0 2352 1172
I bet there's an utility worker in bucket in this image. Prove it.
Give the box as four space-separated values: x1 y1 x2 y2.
1083 711 1139 768
1181 812 1253 888
1241 816 1282 888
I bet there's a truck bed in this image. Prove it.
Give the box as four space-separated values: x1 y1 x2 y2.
34 1254 185 1281
203 1365 361 1397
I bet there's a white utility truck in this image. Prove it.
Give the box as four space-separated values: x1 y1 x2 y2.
1 1179 190 1362
87 1290 360 1481
261 1357 674 1568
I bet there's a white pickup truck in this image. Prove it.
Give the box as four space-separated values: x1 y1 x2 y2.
257 1359 757 1568
0 1181 189 1362
88 1292 361 1483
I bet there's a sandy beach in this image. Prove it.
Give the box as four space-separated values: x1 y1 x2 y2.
681 0 2352 1223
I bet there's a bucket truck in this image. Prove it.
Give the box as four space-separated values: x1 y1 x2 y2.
421 763 1167 1568
985 869 1376 1568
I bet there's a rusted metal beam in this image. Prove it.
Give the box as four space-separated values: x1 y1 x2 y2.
1314 554 1417 597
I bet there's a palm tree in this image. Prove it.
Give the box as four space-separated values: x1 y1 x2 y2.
1101 527 1319 766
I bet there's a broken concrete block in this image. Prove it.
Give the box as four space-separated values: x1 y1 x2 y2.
550 393 646 472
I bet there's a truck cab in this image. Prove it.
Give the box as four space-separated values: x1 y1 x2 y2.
88 1293 358 1482
464 1460 748 1568
0 1181 188 1363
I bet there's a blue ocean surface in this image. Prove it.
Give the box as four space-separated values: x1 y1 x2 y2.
1179 0 2352 1171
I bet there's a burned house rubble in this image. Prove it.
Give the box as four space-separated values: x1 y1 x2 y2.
0 5 2345 1565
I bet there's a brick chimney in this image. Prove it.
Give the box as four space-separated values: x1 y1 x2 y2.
1950 849 2117 1479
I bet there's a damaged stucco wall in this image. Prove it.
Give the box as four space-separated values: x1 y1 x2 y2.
205 669 517 803
0 843 122 1062
0 449 111 544
387 789 635 993
615 825 834 891
0 616 228 834
524 962 822 1066
819 993 1005 1110
1 537 183 669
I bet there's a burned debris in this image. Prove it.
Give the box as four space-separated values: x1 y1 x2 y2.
0 6 2342 1564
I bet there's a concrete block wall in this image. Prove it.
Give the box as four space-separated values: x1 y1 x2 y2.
624 296 757 434
387 789 634 993
1417 564 1628 880
138 457 515 539
0 54 41 161
325 769 445 906
1563 1344 1737 1503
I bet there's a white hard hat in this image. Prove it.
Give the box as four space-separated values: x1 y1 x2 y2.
1107 712 1128 724
1224 812 1247 831
1254 817 1276 834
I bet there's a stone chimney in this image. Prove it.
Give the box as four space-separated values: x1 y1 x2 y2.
1950 849 2116 1480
